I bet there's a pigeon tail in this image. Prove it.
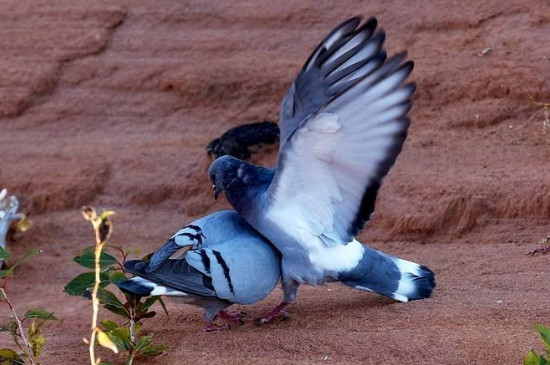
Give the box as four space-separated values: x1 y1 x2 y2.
116 277 188 297
338 245 435 302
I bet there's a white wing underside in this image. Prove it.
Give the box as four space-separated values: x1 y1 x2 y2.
267 56 413 253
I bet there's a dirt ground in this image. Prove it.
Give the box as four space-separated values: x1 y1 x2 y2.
1 1 550 364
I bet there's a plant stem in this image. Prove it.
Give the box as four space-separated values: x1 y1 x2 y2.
129 317 136 343
0 287 36 365
125 352 135 365
89 228 105 365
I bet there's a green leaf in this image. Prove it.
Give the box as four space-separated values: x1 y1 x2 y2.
140 342 167 358
97 289 124 308
1 248 42 277
108 270 127 284
64 272 109 296
97 329 119 354
12 248 41 268
100 320 118 331
9 321 18 337
133 322 142 336
103 305 131 320
536 324 550 347
107 327 132 351
134 336 151 352
524 350 540 365
73 250 118 270
6 321 21 351
524 350 547 365
0 246 11 260
0 270 11 279
24 309 58 321
141 296 159 313
158 297 169 318
0 348 25 364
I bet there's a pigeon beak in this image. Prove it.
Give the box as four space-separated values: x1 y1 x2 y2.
213 184 219 200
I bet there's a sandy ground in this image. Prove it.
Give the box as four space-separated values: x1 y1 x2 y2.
1 1 550 364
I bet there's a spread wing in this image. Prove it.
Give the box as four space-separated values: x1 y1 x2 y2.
267 49 415 246
278 16 387 145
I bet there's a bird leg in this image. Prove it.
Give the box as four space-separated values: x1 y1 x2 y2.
202 320 231 332
219 309 245 325
254 302 290 326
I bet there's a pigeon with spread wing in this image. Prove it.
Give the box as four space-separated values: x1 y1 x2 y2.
208 16 435 324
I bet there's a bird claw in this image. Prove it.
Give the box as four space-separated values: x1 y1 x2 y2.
219 309 246 325
254 310 290 326
202 321 231 332
254 303 290 326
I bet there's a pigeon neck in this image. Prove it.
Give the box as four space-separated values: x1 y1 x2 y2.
224 163 274 217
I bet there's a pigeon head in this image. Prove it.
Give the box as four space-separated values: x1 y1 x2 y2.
208 155 243 199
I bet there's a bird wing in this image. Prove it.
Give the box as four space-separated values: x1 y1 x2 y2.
278 16 386 146
124 259 217 298
267 42 414 246
146 210 249 273
185 238 280 304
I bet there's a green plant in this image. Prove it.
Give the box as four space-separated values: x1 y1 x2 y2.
524 324 550 365
64 206 167 365
0 246 57 365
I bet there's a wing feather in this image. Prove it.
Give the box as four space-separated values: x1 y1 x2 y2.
279 17 385 145
268 49 415 246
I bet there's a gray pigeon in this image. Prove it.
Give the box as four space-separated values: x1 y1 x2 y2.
117 210 281 331
208 16 435 324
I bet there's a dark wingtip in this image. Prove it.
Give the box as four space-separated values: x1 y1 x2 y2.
363 17 378 31
402 59 414 74
387 51 408 69
374 29 386 45
116 279 153 297
302 16 363 71
379 50 388 63
124 259 148 275
341 16 362 29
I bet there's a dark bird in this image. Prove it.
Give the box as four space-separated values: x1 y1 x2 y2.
206 121 279 160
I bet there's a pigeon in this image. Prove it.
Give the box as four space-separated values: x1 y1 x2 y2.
117 210 281 331
208 16 435 324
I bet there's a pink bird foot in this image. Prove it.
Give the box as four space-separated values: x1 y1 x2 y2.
219 309 246 325
254 302 290 326
202 321 231 332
